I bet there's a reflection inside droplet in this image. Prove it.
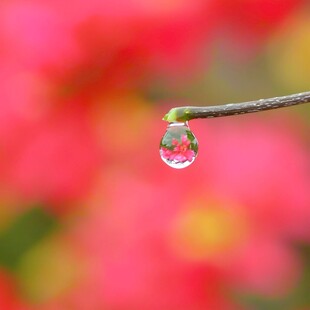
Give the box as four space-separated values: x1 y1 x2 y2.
159 122 198 169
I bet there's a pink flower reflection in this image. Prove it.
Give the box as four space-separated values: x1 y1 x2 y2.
161 135 195 162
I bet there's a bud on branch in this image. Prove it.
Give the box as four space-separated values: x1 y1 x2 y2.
163 91 310 122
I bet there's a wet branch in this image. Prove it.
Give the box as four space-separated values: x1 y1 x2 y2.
163 91 310 122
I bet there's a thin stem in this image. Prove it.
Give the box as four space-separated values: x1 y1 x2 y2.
163 91 310 122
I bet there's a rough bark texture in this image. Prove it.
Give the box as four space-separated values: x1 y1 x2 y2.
163 91 310 122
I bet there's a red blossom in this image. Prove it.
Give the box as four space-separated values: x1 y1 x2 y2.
161 135 195 163
0 0 307 308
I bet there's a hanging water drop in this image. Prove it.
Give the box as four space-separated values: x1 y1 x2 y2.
159 122 198 169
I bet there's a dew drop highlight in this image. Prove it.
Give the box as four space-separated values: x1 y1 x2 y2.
159 122 198 169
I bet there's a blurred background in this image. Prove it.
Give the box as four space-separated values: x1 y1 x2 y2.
0 0 309 309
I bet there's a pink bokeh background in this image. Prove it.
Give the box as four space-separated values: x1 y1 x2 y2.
0 0 309 309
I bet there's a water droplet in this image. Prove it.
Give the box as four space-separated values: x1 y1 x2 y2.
159 122 198 169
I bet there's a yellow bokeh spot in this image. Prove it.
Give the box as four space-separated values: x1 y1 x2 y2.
17 235 84 302
268 13 310 91
171 201 247 262
91 92 153 152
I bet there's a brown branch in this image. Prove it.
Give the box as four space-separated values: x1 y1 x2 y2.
163 91 310 122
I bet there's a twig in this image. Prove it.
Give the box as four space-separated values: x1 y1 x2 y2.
163 91 310 122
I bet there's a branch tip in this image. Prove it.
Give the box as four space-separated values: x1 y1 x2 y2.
162 91 310 122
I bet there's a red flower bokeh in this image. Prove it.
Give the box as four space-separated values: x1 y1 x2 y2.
0 0 308 308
